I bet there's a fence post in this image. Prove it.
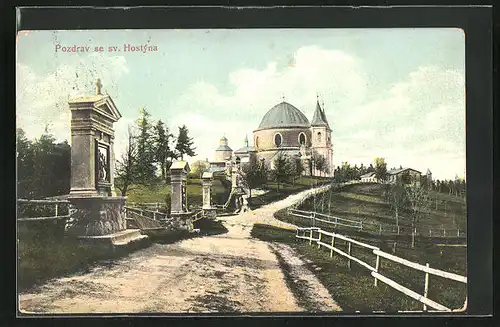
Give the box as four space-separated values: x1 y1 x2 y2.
412 228 416 248
55 203 59 217
423 263 430 311
457 229 460 237
379 224 382 235
153 212 156 220
429 229 432 238
374 253 380 286
347 242 352 270
330 236 335 257
443 229 446 237
397 225 400 235
360 221 363 231
309 229 313 245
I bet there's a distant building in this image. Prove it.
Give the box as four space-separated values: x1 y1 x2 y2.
209 136 233 171
360 172 377 183
209 98 334 177
252 99 333 176
387 168 422 185
233 135 257 164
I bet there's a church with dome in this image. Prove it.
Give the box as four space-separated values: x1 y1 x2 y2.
209 99 333 177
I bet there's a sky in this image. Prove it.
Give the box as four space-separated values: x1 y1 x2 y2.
16 28 466 180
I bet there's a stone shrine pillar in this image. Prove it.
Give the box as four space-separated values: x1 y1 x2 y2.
170 161 193 231
201 172 213 210
170 160 190 214
202 171 216 219
65 79 127 238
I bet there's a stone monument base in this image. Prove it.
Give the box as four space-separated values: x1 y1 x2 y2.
202 208 217 220
168 212 194 231
66 196 127 237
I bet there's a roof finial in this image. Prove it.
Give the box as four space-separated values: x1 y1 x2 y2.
317 92 319 102
281 94 285 102
96 78 102 95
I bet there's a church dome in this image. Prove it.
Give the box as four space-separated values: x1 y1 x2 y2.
257 102 310 130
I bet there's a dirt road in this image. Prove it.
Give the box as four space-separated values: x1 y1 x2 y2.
19 186 340 314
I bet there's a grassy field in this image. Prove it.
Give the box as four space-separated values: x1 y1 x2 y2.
17 224 139 292
125 178 229 209
299 183 467 232
248 176 331 210
251 224 467 313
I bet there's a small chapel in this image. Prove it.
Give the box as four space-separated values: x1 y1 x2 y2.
209 98 334 177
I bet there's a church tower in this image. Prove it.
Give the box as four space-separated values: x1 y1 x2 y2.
310 99 333 177
214 135 233 162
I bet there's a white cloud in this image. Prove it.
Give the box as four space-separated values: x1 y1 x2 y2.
171 51 465 179
16 53 129 142
17 43 465 181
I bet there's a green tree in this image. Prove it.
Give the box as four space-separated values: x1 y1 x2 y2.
134 108 156 183
241 155 268 198
374 157 388 183
16 128 34 198
271 153 290 193
405 183 430 230
190 160 210 179
17 127 70 199
388 181 408 227
312 151 328 177
289 156 304 185
175 125 196 160
115 125 138 196
153 120 176 182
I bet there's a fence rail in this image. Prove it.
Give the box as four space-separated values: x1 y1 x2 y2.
127 202 164 211
296 227 467 312
17 199 70 221
124 206 168 221
289 208 466 239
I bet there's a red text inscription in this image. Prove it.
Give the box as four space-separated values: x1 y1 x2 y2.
55 44 159 53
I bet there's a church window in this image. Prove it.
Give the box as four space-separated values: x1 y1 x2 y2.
274 133 282 147
255 136 259 148
317 132 322 142
298 132 306 145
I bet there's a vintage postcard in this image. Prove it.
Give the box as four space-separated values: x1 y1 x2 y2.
16 28 467 315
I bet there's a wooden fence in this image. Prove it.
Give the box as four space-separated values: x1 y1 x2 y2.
127 202 164 211
124 206 168 221
288 208 466 239
17 199 70 222
296 227 467 312
125 206 205 223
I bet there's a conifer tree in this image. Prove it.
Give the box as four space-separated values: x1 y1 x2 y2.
134 108 156 183
175 125 196 160
153 120 176 182
271 153 290 193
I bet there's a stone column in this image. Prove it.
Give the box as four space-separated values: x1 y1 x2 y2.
201 172 213 210
169 161 193 230
170 166 188 214
66 79 127 239
201 171 217 219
